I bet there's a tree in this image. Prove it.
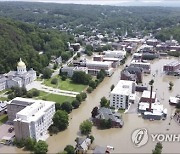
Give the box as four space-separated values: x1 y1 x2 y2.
87 87 93 93
110 84 115 91
61 102 73 113
80 120 93 135
100 97 109 107
91 107 99 118
32 89 40 97
72 71 92 85
42 68 52 79
97 69 106 80
149 79 154 86
169 81 174 90
64 145 75 154
76 94 82 102
24 138 36 151
51 78 58 85
80 92 87 101
72 100 81 109
89 80 97 89
53 110 69 131
88 135 95 143
34 140 48 154
152 142 163 154
77 52 81 57
99 119 112 129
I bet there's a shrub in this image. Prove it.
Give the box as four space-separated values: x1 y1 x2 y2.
51 78 58 85
72 100 81 109
87 87 93 93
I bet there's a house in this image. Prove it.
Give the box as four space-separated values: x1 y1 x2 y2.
93 107 124 128
121 66 143 83
110 80 136 109
140 90 156 103
75 137 91 153
93 145 114 154
8 97 55 141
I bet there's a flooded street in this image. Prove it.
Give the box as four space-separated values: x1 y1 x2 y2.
1 57 180 153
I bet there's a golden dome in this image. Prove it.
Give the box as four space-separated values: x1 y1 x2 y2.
17 58 26 67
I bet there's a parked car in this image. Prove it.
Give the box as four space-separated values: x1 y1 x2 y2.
8 127 14 133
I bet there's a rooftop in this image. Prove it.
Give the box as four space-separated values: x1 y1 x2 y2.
141 90 156 99
111 80 134 95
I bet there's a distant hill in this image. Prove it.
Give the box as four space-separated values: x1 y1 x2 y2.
0 17 73 74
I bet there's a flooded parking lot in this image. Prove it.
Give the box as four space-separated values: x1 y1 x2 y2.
0 57 180 153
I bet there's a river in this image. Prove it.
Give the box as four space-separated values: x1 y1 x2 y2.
0 56 180 153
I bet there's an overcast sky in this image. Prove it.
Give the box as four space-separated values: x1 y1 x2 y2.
0 0 180 6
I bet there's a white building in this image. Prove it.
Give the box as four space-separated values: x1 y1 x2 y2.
110 80 136 109
103 50 126 60
0 58 36 91
10 97 55 141
86 61 114 76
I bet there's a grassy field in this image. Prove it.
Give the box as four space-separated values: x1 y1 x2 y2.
0 114 8 125
0 97 8 101
44 76 87 92
37 91 75 104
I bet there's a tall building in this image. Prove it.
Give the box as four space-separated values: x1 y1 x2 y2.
7 97 55 141
110 80 136 109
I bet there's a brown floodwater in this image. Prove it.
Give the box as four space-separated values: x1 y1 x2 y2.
1 56 180 153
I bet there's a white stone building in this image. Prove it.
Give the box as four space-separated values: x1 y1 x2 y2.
9 97 55 141
110 80 136 109
0 58 36 91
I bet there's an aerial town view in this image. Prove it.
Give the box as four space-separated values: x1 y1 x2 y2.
0 0 180 153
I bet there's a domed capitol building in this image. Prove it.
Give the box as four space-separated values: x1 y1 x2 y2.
0 58 36 91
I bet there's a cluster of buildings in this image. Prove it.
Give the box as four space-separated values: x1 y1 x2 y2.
7 97 55 141
62 49 127 77
0 58 36 91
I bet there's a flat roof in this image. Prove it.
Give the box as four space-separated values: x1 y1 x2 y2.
14 98 55 122
111 80 134 95
141 90 156 99
164 61 180 67
86 61 112 66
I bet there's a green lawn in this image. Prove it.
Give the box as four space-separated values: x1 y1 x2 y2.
0 114 8 125
37 91 75 104
118 109 125 114
0 97 8 101
44 76 87 92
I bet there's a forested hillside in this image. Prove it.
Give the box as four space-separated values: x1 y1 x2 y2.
155 26 180 42
0 17 73 74
0 2 180 36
